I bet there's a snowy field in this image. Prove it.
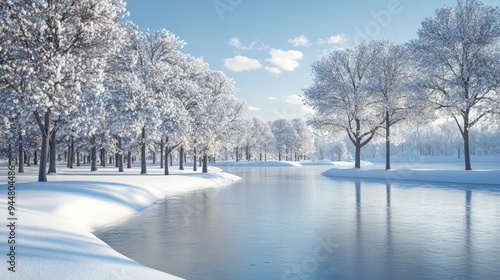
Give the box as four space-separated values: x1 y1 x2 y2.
0 163 240 280
322 155 500 185
1 156 499 279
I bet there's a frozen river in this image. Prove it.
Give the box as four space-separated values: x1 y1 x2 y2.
94 166 500 280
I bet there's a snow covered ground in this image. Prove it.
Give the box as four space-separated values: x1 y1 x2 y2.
321 155 500 185
0 163 240 280
0 155 498 279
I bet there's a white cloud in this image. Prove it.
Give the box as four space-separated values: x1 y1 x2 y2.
288 35 310 47
265 66 282 75
224 55 262 72
301 105 315 114
268 96 276 100
318 34 347 45
266 49 304 72
247 105 261 111
247 40 269 51
228 37 243 48
284 94 304 105
228 37 268 51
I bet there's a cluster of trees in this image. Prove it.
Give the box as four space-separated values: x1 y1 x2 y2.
0 0 317 182
0 0 248 182
314 120 500 162
221 118 315 162
304 0 500 170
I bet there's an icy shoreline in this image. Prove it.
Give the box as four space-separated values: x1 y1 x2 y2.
0 164 240 280
321 168 500 186
1 157 499 279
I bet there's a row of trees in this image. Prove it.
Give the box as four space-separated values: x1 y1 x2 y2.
233 118 314 162
0 0 316 179
1 114 317 171
0 0 248 182
304 0 500 170
314 120 500 162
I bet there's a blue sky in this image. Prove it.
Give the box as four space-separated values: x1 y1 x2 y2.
125 0 474 121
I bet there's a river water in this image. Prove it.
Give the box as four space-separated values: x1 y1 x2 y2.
94 166 500 280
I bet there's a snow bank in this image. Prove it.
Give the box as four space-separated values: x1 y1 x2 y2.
322 168 500 185
214 160 374 168
214 160 302 167
0 164 240 280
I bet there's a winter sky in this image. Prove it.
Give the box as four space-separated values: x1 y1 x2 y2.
125 0 496 121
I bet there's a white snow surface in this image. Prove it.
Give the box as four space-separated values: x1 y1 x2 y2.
0 163 240 280
320 155 500 185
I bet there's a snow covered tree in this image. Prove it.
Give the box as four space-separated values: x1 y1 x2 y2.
104 23 145 172
304 41 385 169
195 70 244 172
368 41 417 170
166 55 209 174
269 119 298 161
291 118 314 161
330 141 349 161
126 28 187 174
410 0 500 170
1 0 126 181
250 118 275 161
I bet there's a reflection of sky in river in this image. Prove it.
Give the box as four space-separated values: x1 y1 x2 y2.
95 167 500 280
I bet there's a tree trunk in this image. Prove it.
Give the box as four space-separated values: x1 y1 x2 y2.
69 135 74 168
385 111 391 170
66 146 70 167
91 135 98 171
235 147 239 162
100 148 105 167
34 110 52 182
278 151 281 161
164 143 170 175
34 150 38 165
8 144 13 166
202 151 208 173
160 138 164 169
463 125 472 171
193 147 197 171
77 151 80 166
26 152 31 167
152 151 156 165
48 126 57 174
127 151 132 169
18 130 24 173
179 146 184 170
141 126 147 174
355 137 361 169
456 111 472 170
353 119 362 169
117 136 123 172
